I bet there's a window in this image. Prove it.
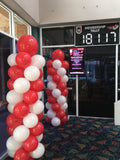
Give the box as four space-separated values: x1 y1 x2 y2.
14 15 29 39
42 27 74 46
0 5 10 34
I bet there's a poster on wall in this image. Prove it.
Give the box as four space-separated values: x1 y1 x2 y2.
69 48 85 75
76 23 119 46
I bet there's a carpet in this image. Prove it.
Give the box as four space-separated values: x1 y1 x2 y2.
3 116 120 160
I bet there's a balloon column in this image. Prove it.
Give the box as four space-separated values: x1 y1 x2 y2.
6 35 45 160
46 49 69 126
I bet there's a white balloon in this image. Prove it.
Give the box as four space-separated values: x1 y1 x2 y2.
13 78 30 94
24 66 40 81
57 95 66 105
45 102 52 110
31 55 45 69
47 75 53 81
6 136 22 151
7 149 16 158
37 91 42 99
13 125 30 142
47 81 56 90
61 75 69 83
61 102 68 110
57 67 66 76
29 100 44 114
37 133 43 142
7 53 17 66
52 60 62 69
52 89 61 98
23 113 38 128
47 109 56 118
51 117 60 127
30 143 45 159
7 103 15 113
6 90 23 105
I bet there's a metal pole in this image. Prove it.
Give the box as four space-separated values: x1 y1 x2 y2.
76 75 79 116
115 44 118 102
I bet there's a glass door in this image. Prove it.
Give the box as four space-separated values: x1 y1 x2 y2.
79 46 115 118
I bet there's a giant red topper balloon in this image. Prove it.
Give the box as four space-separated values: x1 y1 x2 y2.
17 35 38 56
52 49 65 61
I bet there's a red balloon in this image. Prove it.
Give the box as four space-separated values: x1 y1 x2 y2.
46 89 52 96
17 35 38 56
37 112 43 121
8 65 24 80
48 95 57 104
6 114 23 128
46 60 53 68
14 148 30 160
62 61 69 69
30 122 44 136
16 52 31 68
39 69 43 78
52 103 60 112
7 79 14 90
29 158 34 160
53 74 61 83
56 109 65 119
45 116 51 124
7 126 15 135
47 67 57 76
23 135 38 152
30 79 44 92
23 90 38 104
57 82 66 91
13 102 29 118
52 49 64 61
61 88 69 97
61 115 68 123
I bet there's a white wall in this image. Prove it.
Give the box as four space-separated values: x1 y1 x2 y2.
2 0 120 26
39 0 120 25
15 0 40 24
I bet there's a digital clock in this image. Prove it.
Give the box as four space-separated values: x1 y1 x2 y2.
76 23 119 46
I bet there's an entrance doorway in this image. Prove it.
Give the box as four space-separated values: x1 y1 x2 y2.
79 46 115 118
43 46 115 118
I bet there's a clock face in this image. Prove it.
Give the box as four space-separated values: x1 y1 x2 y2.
76 23 119 46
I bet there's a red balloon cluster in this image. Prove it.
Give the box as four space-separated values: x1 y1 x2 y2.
46 49 69 126
6 35 45 159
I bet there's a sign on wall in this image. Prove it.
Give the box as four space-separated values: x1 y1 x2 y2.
69 48 85 75
76 23 119 46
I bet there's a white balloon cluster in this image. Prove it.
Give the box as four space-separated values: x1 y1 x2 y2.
6 35 45 159
46 49 69 126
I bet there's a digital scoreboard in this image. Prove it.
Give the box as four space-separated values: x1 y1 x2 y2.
69 48 85 75
76 23 119 46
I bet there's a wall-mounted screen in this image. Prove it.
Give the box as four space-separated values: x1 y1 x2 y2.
69 48 85 75
76 23 119 46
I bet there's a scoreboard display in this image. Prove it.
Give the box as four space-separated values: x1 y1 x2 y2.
76 23 119 46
